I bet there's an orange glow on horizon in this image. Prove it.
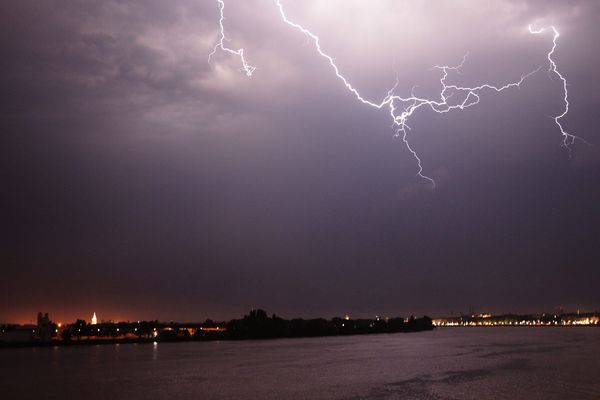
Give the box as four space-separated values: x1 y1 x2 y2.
2 310 142 326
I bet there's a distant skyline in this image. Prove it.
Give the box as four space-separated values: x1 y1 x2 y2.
2 0 600 324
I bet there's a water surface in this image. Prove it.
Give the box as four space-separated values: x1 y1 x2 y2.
1 327 599 399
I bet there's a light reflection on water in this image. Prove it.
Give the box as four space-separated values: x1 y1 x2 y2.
1 327 599 399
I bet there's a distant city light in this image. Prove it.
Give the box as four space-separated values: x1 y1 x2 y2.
433 315 600 327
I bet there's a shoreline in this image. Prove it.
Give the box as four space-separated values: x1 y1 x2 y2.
3 324 600 350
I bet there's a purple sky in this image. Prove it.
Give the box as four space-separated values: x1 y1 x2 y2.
1 0 599 324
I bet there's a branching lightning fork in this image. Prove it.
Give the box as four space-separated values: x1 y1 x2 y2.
208 0 255 76
529 25 588 155
210 0 580 186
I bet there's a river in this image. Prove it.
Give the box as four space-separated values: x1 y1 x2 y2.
1 327 599 399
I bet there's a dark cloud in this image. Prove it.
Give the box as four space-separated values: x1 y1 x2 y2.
1 0 599 323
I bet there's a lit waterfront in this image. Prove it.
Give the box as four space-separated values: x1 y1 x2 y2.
433 313 600 327
0 310 433 346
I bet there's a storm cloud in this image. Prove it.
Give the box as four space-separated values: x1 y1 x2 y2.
1 0 599 323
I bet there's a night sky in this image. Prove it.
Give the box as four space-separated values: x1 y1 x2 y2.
2 0 599 324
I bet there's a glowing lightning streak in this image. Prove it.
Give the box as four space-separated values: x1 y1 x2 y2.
211 1 577 186
528 25 586 155
272 0 543 187
208 0 256 76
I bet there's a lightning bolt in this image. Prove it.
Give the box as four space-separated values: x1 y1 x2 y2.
529 25 587 155
210 1 580 186
208 0 256 77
